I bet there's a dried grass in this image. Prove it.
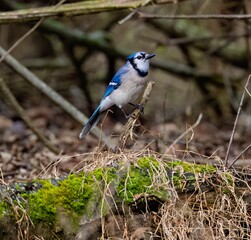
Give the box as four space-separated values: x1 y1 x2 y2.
48 148 251 239
2 143 251 239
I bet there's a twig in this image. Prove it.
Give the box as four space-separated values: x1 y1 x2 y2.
138 12 251 20
163 113 203 154
119 9 138 24
246 86 251 97
228 143 251 169
225 75 251 167
118 0 152 24
142 32 251 47
117 81 155 150
0 46 115 150
0 19 43 63
0 78 59 154
243 2 251 70
0 0 66 63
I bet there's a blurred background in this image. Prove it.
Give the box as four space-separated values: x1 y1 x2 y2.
0 0 250 181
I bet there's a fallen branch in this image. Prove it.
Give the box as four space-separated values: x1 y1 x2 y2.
0 46 115 150
117 81 155 150
0 78 59 154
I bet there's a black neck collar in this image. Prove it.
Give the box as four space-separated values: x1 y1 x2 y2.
129 59 148 77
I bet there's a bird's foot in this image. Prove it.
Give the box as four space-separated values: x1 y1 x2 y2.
129 103 144 113
128 112 137 119
121 107 137 119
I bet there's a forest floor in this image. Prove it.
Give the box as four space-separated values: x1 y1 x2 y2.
1 98 251 184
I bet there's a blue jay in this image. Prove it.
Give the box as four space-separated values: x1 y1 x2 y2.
79 51 155 139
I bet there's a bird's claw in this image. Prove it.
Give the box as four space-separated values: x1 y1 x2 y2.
129 113 137 119
136 105 144 113
129 103 144 113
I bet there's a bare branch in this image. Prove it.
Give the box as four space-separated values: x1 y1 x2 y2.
0 46 116 150
225 75 251 167
139 12 251 20
0 78 59 154
0 0 187 24
228 143 251 169
0 0 66 62
0 19 43 63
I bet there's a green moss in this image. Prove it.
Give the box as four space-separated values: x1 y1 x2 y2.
1 157 221 234
137 156 159 169
167 160 216 174
167 160 216 189
0 202 7 217
57 174 90 216
117 158 218 202
223 172 234 186
118 157 161 203
28 181 58 225
22 167 116 230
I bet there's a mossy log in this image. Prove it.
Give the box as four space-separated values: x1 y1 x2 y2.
0 157 251 239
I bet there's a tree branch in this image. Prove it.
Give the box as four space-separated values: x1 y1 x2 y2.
225 75 251 167
139 12 251 20
0 0 187 24
0 46 116 150
147 20 249 69
0 78 59 154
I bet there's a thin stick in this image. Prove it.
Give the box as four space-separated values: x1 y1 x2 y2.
0 46 115 150
0 78 59 154
228 143 251 169
164 113 203 155
118 0 151 24
0 19 43 63
225 75 250 167
117 81 155 150
246 85 251 97
138 12 251 20
0 0 66 63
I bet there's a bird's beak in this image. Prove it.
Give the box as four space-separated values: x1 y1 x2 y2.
146 54 155 60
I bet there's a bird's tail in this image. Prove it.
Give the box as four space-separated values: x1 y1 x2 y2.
79 106 104 139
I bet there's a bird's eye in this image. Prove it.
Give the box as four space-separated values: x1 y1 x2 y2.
137 56 142 59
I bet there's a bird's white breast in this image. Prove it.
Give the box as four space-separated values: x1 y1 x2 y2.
109 67 149 108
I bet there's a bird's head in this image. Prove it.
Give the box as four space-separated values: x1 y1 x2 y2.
127 52 155 77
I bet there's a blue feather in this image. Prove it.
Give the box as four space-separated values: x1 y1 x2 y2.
102 66 128 98
79 105 103 139
126 52 138 60
79 51 155 139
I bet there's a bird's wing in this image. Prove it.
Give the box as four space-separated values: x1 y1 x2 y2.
102 66 129 99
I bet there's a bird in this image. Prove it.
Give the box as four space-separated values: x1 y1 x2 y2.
79 51 155 139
